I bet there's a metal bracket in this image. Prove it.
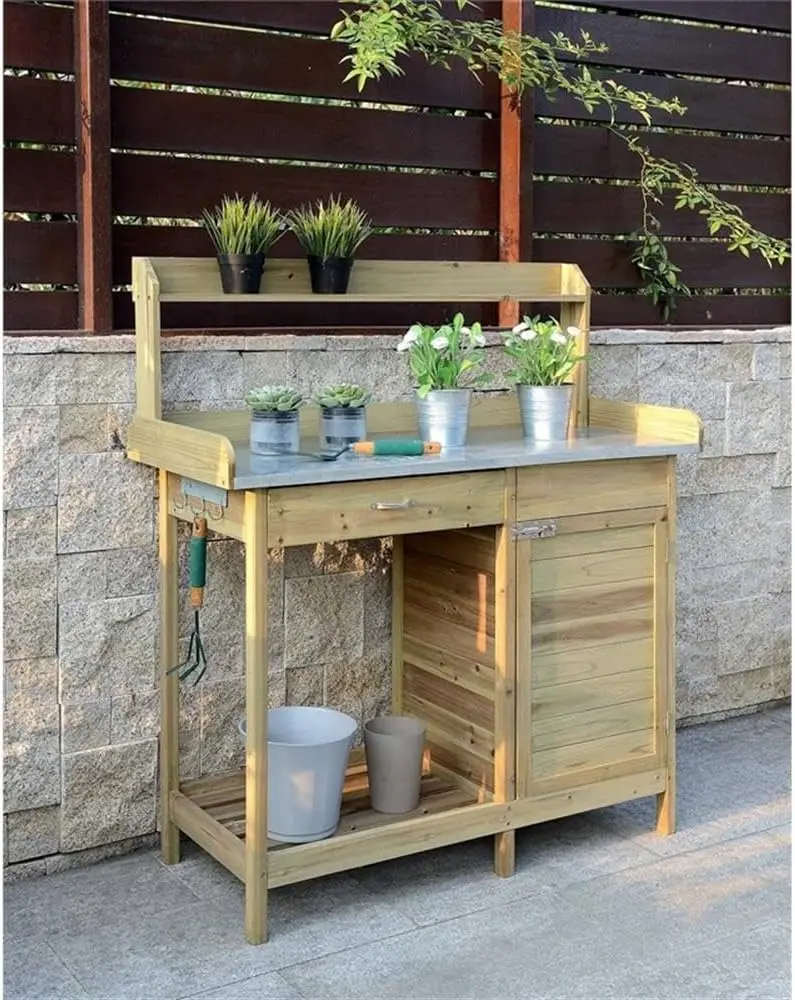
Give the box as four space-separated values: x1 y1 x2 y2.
174 478 228 521
511 520 557 540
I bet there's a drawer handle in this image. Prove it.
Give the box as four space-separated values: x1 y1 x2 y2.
370 499 419 511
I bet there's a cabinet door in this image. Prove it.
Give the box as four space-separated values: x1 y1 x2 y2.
517 509 670 797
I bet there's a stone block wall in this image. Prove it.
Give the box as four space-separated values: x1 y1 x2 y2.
3 328 790 874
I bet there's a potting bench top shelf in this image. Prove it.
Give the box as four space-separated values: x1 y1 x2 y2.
136 257 591 303
128 255 702 491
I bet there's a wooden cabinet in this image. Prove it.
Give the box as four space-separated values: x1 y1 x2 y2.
514 460 674 814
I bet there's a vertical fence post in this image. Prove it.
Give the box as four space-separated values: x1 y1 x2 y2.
74 0 113 332
519 0 534 273
498 0 523 328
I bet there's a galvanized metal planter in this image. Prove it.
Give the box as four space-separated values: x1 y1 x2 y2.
414 388 471 449
517 385 572 441
250 409 300 455
319 406 367 451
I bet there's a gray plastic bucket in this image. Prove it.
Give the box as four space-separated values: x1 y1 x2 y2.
238 706 357 843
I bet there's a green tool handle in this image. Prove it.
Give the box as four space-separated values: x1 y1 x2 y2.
189 517 208 609
351 439 441 456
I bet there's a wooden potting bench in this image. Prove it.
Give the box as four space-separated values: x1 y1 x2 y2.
127 257 701 944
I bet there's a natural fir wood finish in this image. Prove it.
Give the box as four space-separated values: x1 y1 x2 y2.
158 468 180 865
127 255 697 946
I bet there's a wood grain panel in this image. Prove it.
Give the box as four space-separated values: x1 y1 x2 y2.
588 294 791 329
534 124 789 187
582 0 790 31
532 546 653 594
531 668 654 719
4 292 78 331
110 85 496 172
533 235 791 290
404 530 497 574
532 699 654 752
110 14 497 112
403 663 493 732
536 70 789 135
531 606 653 656
5 149 77 213
4 76 75 144
404 604 496 663
5 222 78 284
403 634 496 700
538 6 789 83
532 581 653 627
533 524 654 561
517 459 668 520
268 471 505 547
4 0 73 71
534 183 789 237
533 728 655 780
532 637 654 689
111 153 497 230
404 561 495 637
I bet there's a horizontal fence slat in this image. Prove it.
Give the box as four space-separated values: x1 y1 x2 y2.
5 221 78 283
111 154 497 229
533 238 791 289
533 182 790 238
580 1 791 31
537 71 790 136
4 76 75 144
110 86 497 172
4 291 79 331
4 0 73 72
111 227 498 284
4 149 77 213
108 1 502 35
538 6 790 83
588 293 791 327
109 13 497 112
111 293 499 331
534 123 790 187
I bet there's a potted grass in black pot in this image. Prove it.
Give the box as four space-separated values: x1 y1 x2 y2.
202 193 284 294
286 195 372 294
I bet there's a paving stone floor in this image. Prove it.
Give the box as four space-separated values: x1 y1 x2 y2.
4 706 791 1000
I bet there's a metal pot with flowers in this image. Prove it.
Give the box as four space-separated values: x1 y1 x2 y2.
245 385 305 456
313 383 372 450
502 316 585 441
397 313 490 448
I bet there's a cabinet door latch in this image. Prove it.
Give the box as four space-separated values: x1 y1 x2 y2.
511 520 557 540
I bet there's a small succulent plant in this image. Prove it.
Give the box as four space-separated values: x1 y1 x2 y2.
244 386 304 412
313 383 372 409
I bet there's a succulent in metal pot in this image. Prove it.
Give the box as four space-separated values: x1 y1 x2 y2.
313 383 372 409
244 386 305 412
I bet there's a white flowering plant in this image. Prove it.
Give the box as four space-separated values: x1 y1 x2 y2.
503 315 586 386
397 312 490 398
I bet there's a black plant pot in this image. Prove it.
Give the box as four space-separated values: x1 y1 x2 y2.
307 255 354 294
217 253 265 294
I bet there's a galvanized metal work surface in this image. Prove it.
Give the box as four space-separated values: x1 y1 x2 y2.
233 426 698 490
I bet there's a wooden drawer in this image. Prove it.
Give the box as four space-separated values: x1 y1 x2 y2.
517 458 668 521
268 471 507 546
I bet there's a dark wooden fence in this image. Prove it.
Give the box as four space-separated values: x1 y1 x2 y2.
4 0 790 332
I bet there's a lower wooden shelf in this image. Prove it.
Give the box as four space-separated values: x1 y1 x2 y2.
181 757 478 844
175 755 512 889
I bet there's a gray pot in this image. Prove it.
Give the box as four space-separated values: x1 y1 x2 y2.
250 409 300 455
320 406 366 451
414 388 471 449
517 384 572 441
364 715 426 814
